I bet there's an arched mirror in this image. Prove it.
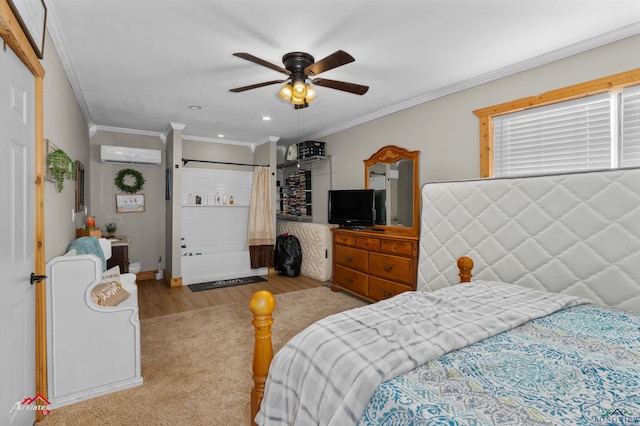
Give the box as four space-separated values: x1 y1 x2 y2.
364 145 420 236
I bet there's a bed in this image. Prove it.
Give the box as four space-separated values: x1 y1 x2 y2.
249 168 640 425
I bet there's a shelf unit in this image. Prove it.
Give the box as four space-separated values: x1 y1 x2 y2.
276 213 314 222
277 155 331 222
277 155 331 169
282 169 312 216
181 204 249 207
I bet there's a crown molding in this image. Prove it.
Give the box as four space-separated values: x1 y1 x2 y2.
168 122 186 131
306 22 640 141
46 3 94 129
93 125 166 143
182 134 253 146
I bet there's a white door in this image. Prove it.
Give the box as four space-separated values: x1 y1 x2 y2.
0 45 37 424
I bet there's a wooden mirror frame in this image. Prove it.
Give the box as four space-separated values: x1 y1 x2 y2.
364 145 420 237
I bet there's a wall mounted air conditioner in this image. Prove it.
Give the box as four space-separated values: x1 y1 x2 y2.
100 145 161 166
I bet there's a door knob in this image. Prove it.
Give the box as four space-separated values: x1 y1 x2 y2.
30 273 47 285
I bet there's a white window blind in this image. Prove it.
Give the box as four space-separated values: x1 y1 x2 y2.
494 93 613 177
622 85 640 167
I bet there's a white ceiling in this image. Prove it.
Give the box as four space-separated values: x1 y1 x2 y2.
46 0 640 146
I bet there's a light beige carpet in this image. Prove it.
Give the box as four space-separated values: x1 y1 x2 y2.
41 286 366 425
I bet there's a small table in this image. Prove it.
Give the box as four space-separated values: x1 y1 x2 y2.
107 235 129 273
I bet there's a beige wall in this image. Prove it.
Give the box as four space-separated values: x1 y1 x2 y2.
42 31 90 260
324 34 640 190
182 139 255 171
89 131 166 273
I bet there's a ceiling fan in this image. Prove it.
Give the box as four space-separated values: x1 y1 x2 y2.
230 50 369 109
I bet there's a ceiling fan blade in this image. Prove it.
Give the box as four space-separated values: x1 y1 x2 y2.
233 52 290 75
312 78 369 95
229 80 287 93
304 50 355 76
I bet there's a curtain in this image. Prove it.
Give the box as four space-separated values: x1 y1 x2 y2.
248 166 275 268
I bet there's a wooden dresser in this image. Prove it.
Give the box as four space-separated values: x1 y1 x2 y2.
331 228 418 302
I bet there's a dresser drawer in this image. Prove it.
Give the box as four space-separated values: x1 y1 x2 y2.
381 240 414 257
334 233 356 247
334 265 368 296
369 252 412 285
356 237 380 252
368 277 412 301
334 245 367 273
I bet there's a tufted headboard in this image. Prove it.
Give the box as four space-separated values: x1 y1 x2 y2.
276 220 332 282
418 167 640 312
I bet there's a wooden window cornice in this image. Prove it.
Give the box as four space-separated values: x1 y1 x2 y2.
473 68 640 177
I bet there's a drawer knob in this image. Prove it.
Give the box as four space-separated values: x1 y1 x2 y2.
384 264 393 272
383 290 393 297
346 278 353 283
346 256 354 262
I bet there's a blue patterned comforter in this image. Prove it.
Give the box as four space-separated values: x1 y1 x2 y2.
257 282 587 426
358 305 640 425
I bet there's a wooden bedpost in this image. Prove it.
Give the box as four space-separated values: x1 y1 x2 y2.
457 256 474 283
249 291 276 426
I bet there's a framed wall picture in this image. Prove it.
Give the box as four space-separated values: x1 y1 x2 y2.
116 194 145 213
44 139 57 182
75 161 85 212
7 0 47 59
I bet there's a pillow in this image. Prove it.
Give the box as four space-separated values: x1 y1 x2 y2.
101 265 121 283
91 266 130 307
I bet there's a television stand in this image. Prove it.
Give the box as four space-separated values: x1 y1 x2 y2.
331 228 418 302
339 225 366 230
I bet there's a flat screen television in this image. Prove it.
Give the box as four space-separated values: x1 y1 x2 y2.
328 189 375 228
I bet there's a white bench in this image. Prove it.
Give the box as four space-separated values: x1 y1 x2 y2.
45 238 142 408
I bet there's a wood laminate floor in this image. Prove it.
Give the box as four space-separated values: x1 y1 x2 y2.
137 268 325 319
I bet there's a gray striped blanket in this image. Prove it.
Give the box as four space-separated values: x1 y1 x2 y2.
255 281 588 426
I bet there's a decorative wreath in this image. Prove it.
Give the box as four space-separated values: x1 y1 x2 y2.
114 168 145 194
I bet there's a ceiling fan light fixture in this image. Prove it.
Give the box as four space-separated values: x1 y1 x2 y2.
305 84 317 102
292 80 307 97
278 83 293 101
290 93 307 105
231 50 368 107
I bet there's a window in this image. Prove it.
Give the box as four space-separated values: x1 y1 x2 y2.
622 85 640 165
493 86 640 177
474 68 640 177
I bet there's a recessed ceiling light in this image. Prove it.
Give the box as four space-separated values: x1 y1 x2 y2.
218 134 224 138
188 105 202 110
262 116 271 121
